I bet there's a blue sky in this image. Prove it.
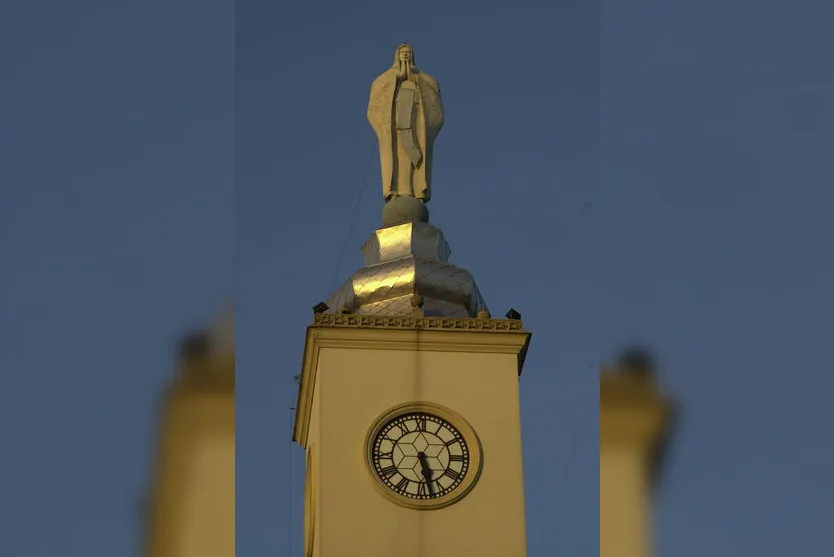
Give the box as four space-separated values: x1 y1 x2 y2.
0 1 233 555
2 0 833 555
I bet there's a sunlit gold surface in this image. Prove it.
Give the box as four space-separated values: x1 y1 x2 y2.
353 258 416 303
373 225 416 262
328 222 487 317
364 222 451 264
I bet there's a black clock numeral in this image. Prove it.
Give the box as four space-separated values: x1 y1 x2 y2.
400 420 412 433
449 454 464 462
416 482 428 496
444 439 459 447
377 451 393 460
445 468 461 481
380 465 398 478
418 416 428 431
395 477 409 492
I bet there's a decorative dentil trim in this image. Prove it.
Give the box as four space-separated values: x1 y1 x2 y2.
314 313 525 332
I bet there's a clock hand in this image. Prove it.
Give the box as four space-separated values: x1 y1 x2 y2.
417 453 435 496
417 453 431 477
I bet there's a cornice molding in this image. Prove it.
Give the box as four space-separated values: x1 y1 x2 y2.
293 320 532 447
312 313 525 332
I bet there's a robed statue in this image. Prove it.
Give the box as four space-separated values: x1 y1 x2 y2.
367 44 444 204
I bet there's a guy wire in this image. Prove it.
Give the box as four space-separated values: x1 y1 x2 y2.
327 140 375 296
287 382 298 557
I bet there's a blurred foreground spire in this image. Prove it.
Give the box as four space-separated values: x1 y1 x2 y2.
144 307 234 557
600 346 677 557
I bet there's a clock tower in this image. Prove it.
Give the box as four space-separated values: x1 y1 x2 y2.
292 45 532 557
599 350 675 557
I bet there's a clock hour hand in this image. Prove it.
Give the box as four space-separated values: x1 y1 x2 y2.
417 452 435 496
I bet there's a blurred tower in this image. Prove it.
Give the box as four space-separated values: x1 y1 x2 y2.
143 310 234 557
599 349 675 557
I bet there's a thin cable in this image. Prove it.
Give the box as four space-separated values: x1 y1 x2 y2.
287 385 297 557
327 142 376 296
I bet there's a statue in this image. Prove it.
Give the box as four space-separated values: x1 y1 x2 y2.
367 44 444 207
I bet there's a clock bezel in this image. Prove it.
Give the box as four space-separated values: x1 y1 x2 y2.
364 401 483 510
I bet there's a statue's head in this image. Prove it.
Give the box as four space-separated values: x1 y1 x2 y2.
394 43 415 66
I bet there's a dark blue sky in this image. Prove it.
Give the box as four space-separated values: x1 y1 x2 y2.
0 1 234 555
2 0 833 556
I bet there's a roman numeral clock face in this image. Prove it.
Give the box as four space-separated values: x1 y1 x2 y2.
366 404 482 510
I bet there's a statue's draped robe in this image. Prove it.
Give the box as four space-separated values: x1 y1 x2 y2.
367 66 444 202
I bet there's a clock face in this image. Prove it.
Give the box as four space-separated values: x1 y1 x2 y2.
370 412 470 500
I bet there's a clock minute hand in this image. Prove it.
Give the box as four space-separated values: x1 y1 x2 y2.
418 453 435 496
